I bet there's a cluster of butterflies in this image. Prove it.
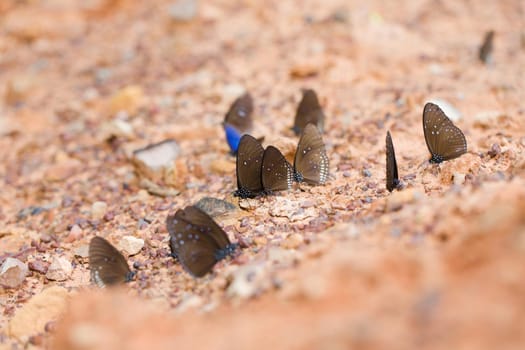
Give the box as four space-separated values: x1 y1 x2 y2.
88 92 468 286
224 90 329 199
89 205 238 285
385 102 467 191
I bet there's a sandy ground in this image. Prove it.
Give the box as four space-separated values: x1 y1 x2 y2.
1 0 524 349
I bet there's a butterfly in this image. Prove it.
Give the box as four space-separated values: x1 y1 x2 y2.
166 205 237 277
223 92 254 154
479 30 495 64
89 236 135 288
423 102 467 164
293 89 325 135
294 123 329 185
234 134 264 198
261 146 294 193
385 131 400 192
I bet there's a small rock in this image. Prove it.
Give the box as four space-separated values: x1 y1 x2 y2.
226 262 268 299
385 188 423 212
74 244 89 258
253 236 268 247
108 85 144 115
133 139 180 171
194 197 236 217
281 233 304 249
5 75 36 105
64 224 83 243
0 257 28 288
453 172 466 186
267 247 297 266
488 143 501 158
8 286 69 341
46 256 72 281
168 0 198 21
100 118 134 140
28 259 49 275
427 98 462 122
222 84 246 101
238 198 258 210
117 236 144 256
362 168 372 177
473 111 503 129
210 159 236 175
289 58 323 78
91 201 108 220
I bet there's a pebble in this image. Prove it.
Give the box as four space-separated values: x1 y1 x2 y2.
64 224 83 243
100 118 134 140
253 236 268 247
91 201 108 220
133 139 180 171
108 85 144 115
210 159 236 175
28 259 49 275
194 197 237 217
117 236 144 256
385 188 423 212
0 257 28 288
46 256 72 281
4 75 36 105
226 262 268 299
8 286 69 341
281 233 304 249
453 172 466 186
168 0 198 21
488 143 501 158
74 244 89 258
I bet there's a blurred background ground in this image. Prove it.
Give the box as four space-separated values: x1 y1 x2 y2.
0 0 524 349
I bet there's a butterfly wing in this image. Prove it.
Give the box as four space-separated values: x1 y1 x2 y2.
167 206 232 277
293 89 325 135
235 134 264 198
423 103 467 163
385 131 399 192
89 236 132 287
224 123 243 154
294 124 329 185
262 146 293 192
224 92 254 133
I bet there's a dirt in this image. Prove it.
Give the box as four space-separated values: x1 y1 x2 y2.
1 0 524 349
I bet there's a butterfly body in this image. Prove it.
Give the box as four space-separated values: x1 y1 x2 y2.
167 206 237 277
89 236 134 288
385 131 400 192
235 134 264 198
423 102 467 164
294 124 329 185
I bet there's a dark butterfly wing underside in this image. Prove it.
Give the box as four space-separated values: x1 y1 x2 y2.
89 236 132 287
293 89 325 135
385 131 399 192
224 92 254 133
262 146 293 192
235 134 264 198
167 206 233 277
423 103 467 163
294 124 329 185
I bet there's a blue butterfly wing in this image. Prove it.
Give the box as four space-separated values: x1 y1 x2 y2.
224 124 243 154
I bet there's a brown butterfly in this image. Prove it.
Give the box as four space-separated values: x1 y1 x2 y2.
89 237 135 287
